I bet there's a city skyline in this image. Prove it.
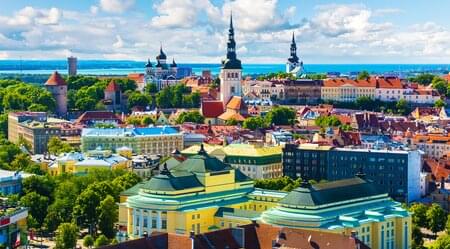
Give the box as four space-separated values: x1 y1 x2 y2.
1 0 450 64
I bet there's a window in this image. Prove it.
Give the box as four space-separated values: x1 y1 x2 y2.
162 220 167 229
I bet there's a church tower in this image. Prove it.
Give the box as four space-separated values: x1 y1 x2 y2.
220 14 242 105
286 32 303 77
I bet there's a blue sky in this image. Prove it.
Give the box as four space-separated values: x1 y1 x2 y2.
0 0 450 63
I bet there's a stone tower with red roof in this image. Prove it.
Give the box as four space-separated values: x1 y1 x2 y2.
45 71 67 116
104 80 123 112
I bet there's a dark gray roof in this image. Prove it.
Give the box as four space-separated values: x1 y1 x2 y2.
222 58 242 70
280 178 386 207
141 171 202 192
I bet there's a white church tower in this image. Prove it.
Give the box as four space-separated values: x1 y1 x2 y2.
220 14 242 106
286 32 303 77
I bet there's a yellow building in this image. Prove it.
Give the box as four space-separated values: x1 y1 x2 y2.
182 143 283 179
118 146 411 249
48 149 130 176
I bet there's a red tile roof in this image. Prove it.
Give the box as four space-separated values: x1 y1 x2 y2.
323 78 376 88
373 77 403 89
105 80 121 92
45 71 66 86
424 158 450 181
127 73 145 84
201 100 224 118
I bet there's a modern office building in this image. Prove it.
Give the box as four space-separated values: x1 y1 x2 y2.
0 170 31 195
0 200 28 248
283 143 422 203
8 112 82 154
81 127 183 156
118 145 411 249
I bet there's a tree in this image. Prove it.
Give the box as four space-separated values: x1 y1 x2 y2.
265 106 296 125
55 223 78 249
144 83 158 94
432 234 450 249
75 96 97 111
357 70 370 80
396 99 409 115
435 99 446 108
141 116 154 126
411 225 424 249
48 137 74 155
94 235 110 248
126 116 143 126
20 192 49 228
243 116 267 130
410 203 428 228
73 188 102 234
127 92 150 109
225 118 239 126
22 175 55 197
410 73 435 85
355 96 374 110
314 116 342 128
176 111 205 124
97 195 117 238
432 77 448 95
426 203 447 235
446 214 450 234
83 235 94 249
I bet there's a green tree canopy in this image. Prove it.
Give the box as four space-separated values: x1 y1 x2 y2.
265 106 296 126
97 195 117 238
432 77 448 95
357 70 370 80
127 92 151 109
94 235 110 247
410 203 428 228
315 115 342 128
55 223 78 249
176 111 205 124
20 192 49 227
47 137 74 155
243 116 267 130
409 73 435 85
435 99 446 108
83 234 94 248
426 203 447 235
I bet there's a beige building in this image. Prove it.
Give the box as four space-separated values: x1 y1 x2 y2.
322 78 376 102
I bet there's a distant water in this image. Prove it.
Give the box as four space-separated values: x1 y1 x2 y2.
0 60 449 76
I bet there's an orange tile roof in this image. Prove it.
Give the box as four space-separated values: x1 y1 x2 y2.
45 71 66 86
105 80 121 92
323 78 376 88
218 110 245 121
127 73 145 84
201 100 224 118
373 77 403 89
226 96 243 110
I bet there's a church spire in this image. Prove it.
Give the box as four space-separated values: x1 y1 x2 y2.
222 12 241 69
230 11 234 30
292 32 296 44
288 32 299 64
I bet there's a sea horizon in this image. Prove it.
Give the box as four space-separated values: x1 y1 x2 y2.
0 59 449 76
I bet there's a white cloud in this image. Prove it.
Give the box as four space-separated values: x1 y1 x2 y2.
90 6 99 15
113 35 124 49
99 0 135 14
150 0 220 29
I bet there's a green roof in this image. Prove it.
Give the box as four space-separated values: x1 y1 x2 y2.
215 207 260 219
141 171 202 192
171 149 233 173
121 182 145 196
280 178 386 207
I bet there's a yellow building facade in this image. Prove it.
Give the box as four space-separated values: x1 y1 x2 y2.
118 146 411 249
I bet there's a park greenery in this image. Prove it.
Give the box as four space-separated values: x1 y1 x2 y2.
176 111 205 124
18 169 141 247
242 106 296 130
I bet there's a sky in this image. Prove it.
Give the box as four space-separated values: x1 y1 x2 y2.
1 0 450 64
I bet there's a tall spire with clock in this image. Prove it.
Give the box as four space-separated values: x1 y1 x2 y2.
220 13 242 105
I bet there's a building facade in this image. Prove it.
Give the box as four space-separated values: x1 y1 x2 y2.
283 143 422 203
321 78 376 102
118 147 411 249
67 56 77 76
81 127 183 156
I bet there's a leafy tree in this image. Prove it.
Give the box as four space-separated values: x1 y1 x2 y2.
435 99 446 108
144 83 158 94
432 77 448 95
83 234 94 249
111 172 141 195
409 73 435 85
44 198 74 232
55 223 78 249
432 234 450 249
355 96 374 110
176 111 205 124
357 70 370 80
127 92 151 109
48 137 74 155
225 118 239 126
20 192 49 227
411 225 424 249
315 116 342 128
410 203 428 228
0 113 7 136
265 106 296 125
73 188 102 234
141 116 154 126
97 195 117 238
126 116 143 126
28 103 48 112
75 96 97 111
113 78 137 92
395 99 409 115
94 235 110 247
22 175 55 198
426 203 447 235
243 116 267 130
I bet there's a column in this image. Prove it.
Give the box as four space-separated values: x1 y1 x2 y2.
139 209 144 237
147 210 152 233
127 208 132 235
156 211 162 230
132 209 137 235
